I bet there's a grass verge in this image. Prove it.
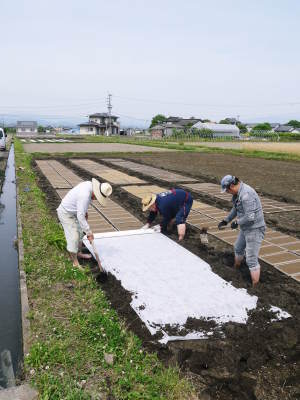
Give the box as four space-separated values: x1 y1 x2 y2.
15 139 197 400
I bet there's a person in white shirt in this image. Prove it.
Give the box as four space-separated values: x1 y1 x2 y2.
57 178 112 268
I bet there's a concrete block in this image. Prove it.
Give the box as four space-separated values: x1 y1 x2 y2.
275 261 300 275
262 252 299 264
0 384 38 400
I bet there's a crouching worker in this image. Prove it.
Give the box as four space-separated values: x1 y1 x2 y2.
217 175 265 286
57 178 112 268
141 188 193 241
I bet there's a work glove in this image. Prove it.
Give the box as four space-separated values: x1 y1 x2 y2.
200 232 208 244
200 227 208 244
87 232 94 243
141 223 150 230
152 224 161 233
218 220 228 230
231 221 238 230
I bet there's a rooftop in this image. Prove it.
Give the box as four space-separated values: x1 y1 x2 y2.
17 121 38 128
89 113 118 119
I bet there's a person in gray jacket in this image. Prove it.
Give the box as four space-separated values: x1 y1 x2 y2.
218 175 265 285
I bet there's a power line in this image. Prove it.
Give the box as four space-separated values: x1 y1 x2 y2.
1 93 300 111
113 94 300 108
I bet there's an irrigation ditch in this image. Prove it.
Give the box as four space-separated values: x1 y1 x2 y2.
0 145 22 389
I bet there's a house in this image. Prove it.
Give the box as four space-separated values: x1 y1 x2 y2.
150 116 202 138
124 128 138 136
16 121 38 136
192 122 240 138
270 123 281 131
150 123 184 138
79 113 120 135
274 125 300 133
165 116 202 127
150 124 165 138
164 123 185 137
44 125 54 134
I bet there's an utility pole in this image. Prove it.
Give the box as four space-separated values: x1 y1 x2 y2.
107 93 112 136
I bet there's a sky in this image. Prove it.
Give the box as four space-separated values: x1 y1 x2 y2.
0 0 300 127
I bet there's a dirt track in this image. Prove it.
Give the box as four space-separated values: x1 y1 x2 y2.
23 142 174 153
34 154 300 400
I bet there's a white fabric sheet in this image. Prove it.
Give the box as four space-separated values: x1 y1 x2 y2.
84 230 261 343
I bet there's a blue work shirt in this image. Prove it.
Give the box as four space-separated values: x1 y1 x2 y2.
148 188 193 232
225 182 265 231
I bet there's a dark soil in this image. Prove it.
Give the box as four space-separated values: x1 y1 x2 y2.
102 152 300 239
32 156 300 400
114 152 300 203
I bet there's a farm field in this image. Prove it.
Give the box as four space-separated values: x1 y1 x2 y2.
121 151 300 239
31 148 300 400
180 141 300 155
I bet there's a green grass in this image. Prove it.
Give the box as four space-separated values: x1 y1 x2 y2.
15 139 196 399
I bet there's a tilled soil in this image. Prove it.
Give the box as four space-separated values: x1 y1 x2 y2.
32 156 300 400
112 151 300 238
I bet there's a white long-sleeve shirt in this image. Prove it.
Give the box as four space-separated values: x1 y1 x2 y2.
60 181 92 233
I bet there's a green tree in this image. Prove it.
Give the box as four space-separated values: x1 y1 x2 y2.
287 120 300 128
150 114 167 128
4 127 16 134
252 122 272 131
219 118 232 124
237 122 247 134
38 125 44 133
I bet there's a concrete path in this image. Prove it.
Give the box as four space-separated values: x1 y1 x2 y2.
23 142 174 153
0 151 9 159
0 384 38 400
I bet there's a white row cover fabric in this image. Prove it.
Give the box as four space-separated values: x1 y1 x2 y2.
84 230 262 343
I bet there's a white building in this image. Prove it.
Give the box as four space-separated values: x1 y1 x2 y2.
16 121 38 136
79 113 120 135
192 122 240 138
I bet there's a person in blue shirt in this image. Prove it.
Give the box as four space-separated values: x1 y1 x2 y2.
218 175 265 286
142 188 193 241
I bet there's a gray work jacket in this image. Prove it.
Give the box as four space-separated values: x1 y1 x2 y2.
225 182 265 231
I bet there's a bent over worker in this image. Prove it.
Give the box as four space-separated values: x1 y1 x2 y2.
142 188 193 241
57 178 112 268
217 175 265 286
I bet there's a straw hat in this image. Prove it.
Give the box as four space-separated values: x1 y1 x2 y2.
142 193 157 212
92 178 112 207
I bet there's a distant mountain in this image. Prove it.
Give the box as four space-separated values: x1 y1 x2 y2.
1 114 148 129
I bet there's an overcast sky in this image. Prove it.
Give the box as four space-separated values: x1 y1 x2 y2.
1 0 300 125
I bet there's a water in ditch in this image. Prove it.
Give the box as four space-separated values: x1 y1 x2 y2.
0 145 22 388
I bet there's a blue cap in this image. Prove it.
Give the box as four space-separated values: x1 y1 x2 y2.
220 175 235 193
